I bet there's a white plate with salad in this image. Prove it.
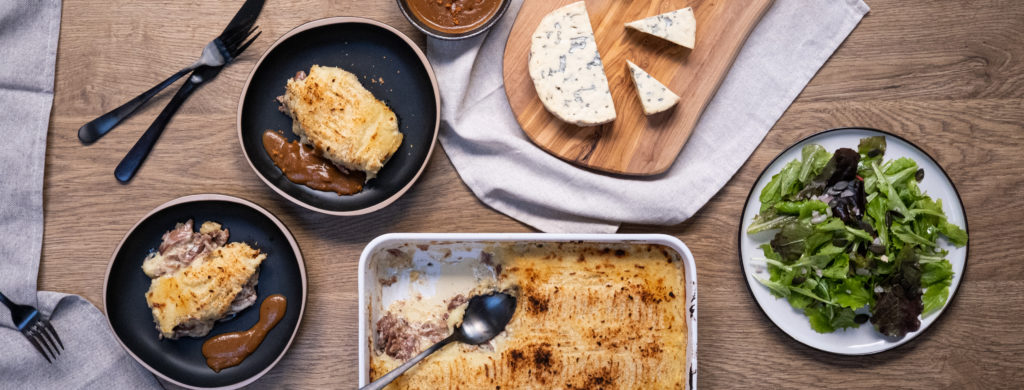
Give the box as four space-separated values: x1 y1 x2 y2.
740 127 968 355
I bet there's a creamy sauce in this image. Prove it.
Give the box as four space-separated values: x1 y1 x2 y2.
262 130 365 195
407 0 503 34
202 294 287 372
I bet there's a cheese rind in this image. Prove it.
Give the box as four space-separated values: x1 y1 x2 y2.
626 60 680 115
528 1 616 126
625 7 697 49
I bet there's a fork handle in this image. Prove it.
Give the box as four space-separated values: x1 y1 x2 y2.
78 67 193 144
0 291 13 311
114 76 200 183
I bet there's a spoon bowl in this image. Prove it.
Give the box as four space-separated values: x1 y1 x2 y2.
454 292 517 345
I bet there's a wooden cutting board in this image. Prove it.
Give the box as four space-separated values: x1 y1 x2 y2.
503 0 774 175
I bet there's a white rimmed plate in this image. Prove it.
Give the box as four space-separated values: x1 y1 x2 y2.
739 127 968 355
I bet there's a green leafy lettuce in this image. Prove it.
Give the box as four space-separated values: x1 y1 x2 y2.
748 136 967 338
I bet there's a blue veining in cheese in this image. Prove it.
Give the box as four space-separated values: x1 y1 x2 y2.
528 1 616 126
627 60 679 115
626 7 696 49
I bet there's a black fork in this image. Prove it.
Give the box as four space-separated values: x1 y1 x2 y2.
77 23 261 144
0 291 64 363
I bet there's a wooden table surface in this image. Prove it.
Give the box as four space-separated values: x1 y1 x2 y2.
42 0 1023 388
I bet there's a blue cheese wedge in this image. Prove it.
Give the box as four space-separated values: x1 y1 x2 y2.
626 60 680 115
528 1 616 126
625 7 697 49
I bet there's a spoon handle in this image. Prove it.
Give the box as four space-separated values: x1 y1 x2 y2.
361 334 455 390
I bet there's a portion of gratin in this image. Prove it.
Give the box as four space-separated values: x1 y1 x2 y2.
143 220 267 339
278 65 403 180
370 243 688 389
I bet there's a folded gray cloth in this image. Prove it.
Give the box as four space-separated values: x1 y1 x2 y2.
428 0 870 233
0 1 159 387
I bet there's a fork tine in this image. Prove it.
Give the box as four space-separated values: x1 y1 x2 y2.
34 323 59 358
25 333 52 363
232 31 261 58
38 321 62 355
43 321 64 350
222 22 255 50
229 25 259 52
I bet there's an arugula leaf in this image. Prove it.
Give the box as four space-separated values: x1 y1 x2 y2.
770 221 813 261
775 200 829 219
815 218 846 232
755 276 792 298
845 226 874 242
892 223 934 248
747 209 798 234
865 195 890 247
872 162 913 221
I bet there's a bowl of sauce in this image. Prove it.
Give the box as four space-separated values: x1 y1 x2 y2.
397 0 510 40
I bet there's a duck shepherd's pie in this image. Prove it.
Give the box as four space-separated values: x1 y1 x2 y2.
277 65 403 181
143 220 267 339
370 243 689 389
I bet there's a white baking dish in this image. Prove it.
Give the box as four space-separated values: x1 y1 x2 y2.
357 233 698 389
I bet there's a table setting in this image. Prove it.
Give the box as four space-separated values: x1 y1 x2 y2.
1 0 1022 388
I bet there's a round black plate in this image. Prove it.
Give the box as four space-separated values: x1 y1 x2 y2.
104 195 306 388
238 17 439 215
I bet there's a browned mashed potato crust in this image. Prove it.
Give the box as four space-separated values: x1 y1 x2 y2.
370 243 688 389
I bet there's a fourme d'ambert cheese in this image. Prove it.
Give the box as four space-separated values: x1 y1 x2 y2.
625 7 697 49
626 60 680 115
528 1 616 127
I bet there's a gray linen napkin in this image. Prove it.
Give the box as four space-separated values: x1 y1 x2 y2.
428 0 870 233
0 1 160 387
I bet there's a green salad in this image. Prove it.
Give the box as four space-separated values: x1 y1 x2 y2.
747 136 967 338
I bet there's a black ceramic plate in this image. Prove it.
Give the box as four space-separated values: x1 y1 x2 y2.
238 17 440 216
104 194 306 389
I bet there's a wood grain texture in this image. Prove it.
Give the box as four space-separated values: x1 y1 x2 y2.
503 0 773 175
39 0 1024 388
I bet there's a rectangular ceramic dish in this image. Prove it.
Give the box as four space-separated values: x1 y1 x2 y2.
357 233 698 389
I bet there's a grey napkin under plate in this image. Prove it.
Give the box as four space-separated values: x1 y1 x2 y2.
0 1 160 387
427 0 870 233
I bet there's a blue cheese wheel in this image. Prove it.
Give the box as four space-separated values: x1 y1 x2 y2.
625 7 697 49
528 1 616 127
626 60 680 115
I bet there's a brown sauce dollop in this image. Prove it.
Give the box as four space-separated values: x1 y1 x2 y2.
407 0 504 34
202 294 287 372
262 130 365 195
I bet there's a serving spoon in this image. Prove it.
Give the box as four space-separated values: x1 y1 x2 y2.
361 292 517 390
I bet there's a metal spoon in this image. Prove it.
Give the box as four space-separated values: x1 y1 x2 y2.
361 292 517 390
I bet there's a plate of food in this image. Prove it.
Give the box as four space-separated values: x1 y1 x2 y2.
739 128 969 355
358 233 698 389
103 194 306 389
238 17 439 215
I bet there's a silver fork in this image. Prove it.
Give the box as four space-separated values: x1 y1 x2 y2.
77 23 260 144
0 291 64 363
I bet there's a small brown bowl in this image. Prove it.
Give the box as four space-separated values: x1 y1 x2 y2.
396 0 511 40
